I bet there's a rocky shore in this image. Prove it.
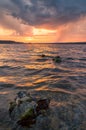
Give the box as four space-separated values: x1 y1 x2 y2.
1 90 84 130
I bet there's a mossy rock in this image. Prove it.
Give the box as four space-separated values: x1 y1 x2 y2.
20 108 35 120
17 108 36 127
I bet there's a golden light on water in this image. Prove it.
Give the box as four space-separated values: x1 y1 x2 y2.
0 91 9 95
0 77 7 82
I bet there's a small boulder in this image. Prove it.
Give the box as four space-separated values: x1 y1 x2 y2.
17 91 27 98
36 99 50 115
41 54 46 57
53 56 62 63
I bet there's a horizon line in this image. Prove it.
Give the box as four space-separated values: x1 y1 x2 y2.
0 40 86 44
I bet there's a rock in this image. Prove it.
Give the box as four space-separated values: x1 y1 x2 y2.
8 91 86 130
66 57 74 60
53 56 62 63
41 54 46 57
36 99 50 115
9 91 50 129
15 91 32 105
9 101 16 115
20 108 35 120
17 108 36 127
10 101 37 121
17 91 27 98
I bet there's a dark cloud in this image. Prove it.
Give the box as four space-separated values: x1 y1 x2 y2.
0 0 86 27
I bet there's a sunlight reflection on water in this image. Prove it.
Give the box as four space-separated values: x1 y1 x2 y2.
0 43 86 95
0 43 86 130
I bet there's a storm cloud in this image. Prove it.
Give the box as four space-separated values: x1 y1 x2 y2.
0 0 86 28
0 0 86 26
0 0 86 43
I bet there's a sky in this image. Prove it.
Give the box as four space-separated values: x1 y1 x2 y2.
0 0 86 43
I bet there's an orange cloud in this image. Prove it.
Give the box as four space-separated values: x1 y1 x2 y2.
56 17 86 42
0 16 86 43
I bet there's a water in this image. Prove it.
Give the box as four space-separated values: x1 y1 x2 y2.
0 43 86 130
0 43 86 92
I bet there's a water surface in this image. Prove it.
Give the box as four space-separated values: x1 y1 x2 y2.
0 43 86 129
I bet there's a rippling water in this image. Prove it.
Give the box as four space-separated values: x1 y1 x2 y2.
0 43 86 129
0 43 86 92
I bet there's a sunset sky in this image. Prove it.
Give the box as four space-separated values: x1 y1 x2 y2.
0 0 86 43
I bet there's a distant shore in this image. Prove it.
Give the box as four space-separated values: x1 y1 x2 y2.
0 40 86 44
0 40 25 44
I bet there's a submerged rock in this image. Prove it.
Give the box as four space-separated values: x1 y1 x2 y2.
41 54 46 57
53 56 62 63
66 57 74 60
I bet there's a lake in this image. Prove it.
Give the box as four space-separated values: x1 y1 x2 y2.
0 43 86 130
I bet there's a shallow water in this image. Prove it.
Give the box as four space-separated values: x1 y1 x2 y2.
0 43 86 130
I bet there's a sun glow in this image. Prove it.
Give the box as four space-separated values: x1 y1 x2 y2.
0 27 13 36
0 17 86 43
33 28 57 35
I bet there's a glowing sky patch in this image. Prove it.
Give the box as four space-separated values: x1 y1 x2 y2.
0 27 13 36
33 28 57 36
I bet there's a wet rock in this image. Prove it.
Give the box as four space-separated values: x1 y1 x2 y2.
15 91 32 105
10 101 37 121
41 54 46 57
36 98 50 115
66 57 74 60
53 56 62 63
17 91 27 98
17 108 36 127
9 91 86 130
9 101 16 115
9 91 50 129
